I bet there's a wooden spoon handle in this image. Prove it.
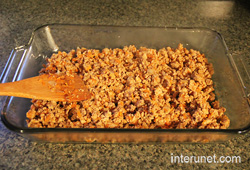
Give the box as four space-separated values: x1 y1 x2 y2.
0 75 91 101
0 76 62 100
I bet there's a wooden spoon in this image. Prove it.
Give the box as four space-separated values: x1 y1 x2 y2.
0 74 91 101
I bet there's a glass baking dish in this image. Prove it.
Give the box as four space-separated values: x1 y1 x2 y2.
1 24 250 143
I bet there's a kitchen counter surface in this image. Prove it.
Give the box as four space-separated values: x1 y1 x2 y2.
0 0 250 169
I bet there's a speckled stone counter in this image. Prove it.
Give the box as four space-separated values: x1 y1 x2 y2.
0 0 250 169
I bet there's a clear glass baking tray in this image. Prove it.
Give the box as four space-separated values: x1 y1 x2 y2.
1 24 250 143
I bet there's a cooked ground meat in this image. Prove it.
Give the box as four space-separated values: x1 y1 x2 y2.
26 44 230 129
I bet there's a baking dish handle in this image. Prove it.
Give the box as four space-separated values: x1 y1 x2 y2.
0 46 27 111
0 46 28 84
230 52 250 100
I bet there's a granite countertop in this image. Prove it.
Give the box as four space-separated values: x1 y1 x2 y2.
0 0 250 169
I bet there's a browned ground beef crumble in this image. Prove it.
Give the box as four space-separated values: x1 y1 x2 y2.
26 44 230 129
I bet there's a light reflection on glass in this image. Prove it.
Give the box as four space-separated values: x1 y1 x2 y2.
45 26 59 52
